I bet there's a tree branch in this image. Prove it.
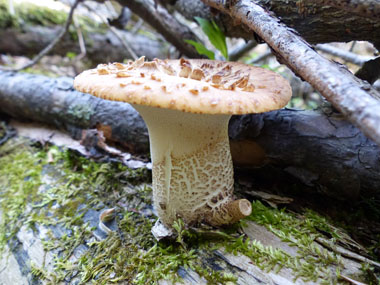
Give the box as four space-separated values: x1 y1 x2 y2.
228 40 257 61
115 0 200 58
0 0 81 72
202 0 380 147
82 3 138 60
315 44 374 66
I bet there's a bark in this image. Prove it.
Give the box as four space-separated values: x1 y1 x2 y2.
312 0 380 19
229 110 380 200
179 0 380 47
173 0 380 48
0 71 379 199
0 25 168 64
202 0 380 148
0 71 149 154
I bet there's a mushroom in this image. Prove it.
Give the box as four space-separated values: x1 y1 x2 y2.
74 58 292 229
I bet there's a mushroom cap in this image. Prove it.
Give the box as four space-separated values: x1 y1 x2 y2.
74 57 292 115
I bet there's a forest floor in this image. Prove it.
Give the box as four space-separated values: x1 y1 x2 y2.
0 119 379 284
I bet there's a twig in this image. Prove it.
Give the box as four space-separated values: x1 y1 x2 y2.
131 19 144 34
348 41 357 52
247 49 272 64
0 0 81 72
315 237 380 268
202 0 380 147
82 3 138 60
339 275 367 285
229 40 257 61
73 18 86 61
116 0 200 58
312 0 380 19
315 44 373 66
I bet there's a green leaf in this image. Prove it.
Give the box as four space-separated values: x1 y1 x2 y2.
184 39 215 59
194 17 228 60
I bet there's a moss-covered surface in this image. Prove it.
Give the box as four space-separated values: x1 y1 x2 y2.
0 132 378 284
0 0 104 36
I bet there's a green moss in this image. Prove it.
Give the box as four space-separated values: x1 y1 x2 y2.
0 141 229 283
224 201 344 283
0 0 65 29
0 140 44 250
0 138 375 284
0 0 15 29
0 0 105 36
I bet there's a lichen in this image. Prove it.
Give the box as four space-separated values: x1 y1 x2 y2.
0 137 376 284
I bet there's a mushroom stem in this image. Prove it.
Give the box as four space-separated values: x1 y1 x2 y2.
133 105 252 227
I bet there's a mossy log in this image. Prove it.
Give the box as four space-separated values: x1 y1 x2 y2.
0 71 379 201
0 25 168 64
0 0 168 63
0 70 379 199
0 135 378 284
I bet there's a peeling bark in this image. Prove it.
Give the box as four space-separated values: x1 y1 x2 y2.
0 71 379 199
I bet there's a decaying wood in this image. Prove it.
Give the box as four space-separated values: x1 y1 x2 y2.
115 0 201 58
0 71 379 199
0 25 168 64
202 0 380 148
173 0 380 48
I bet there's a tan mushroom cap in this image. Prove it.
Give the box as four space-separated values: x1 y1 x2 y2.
74 57 292 115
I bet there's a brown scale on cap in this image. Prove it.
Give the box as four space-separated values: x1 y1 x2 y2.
83 56 291 115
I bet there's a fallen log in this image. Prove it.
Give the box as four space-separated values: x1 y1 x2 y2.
0 71 379 199
173 0 380 49
229 110 380 199
0 25 168 64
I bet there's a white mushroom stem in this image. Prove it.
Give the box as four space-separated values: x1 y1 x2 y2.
133 104 252 227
